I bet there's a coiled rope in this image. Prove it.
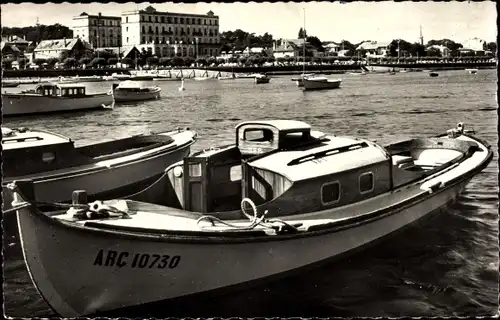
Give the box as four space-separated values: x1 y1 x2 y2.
196 198 298 233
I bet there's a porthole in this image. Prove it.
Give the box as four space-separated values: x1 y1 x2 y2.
321 181 341 205
173 166 183 178
359 172 374 194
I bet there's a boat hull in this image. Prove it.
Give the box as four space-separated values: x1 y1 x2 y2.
3 130 196 256
303 79 341 90
2 93 114 116
366 65 399 73
114 89 161 102
16 176 472 317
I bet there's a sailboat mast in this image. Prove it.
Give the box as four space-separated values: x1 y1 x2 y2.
303 8 306 74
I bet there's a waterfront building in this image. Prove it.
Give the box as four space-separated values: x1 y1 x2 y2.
72 12 122 48
426 44 451 57
120 5 221 58
272 39 306 58
33 38 91 61
356 41 391 57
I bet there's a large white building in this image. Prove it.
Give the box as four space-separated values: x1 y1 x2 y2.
72 12 122 48
121 6 221 58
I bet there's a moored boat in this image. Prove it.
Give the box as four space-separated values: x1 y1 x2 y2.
465 68 478 74
2 82 114 116
10 120 492 317
302 77 342 90
2 126 197 255
254 74 271 84
429 72 439 77
113 80 161 102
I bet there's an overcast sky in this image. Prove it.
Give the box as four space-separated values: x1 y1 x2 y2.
1 2 496 43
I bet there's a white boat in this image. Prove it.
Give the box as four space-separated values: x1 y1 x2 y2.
10 120 492 317
254 74 271 84
465 68 478 74
2 83 114 116
192 77 213 81
365 65 399 73
2 126 197 257
302 77 342 90
113 81 161 102
112 73 132 80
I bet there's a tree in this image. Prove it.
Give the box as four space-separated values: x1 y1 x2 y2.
195 58 207 66
121 57 133 66
18 57 29 69
426 47 441 57
306 36 324 51
171 56 184 67
47 57 59 67
216 58 226 65
79 57 91 66
487 42 497 54
90 57 106 67
409 43 426 58
159 57 171 66
184 57 195 67
33 58 47 66
298 27 307 39
2 58 14 69
107 57 119 65
146 56 159 66
64 58 77 68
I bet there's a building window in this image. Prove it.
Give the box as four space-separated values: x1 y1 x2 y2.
186 18 190 24
167 17 172 23
155 16 158 22
321 181 341 205
127 37 129 44
162 36 165 43
198 18 201 24
209 20 212 25
149 16 152 22
161 16 165 23
155 37 159 43
156 26 159 34
149 36 153 43
142 26 146 33
174 17 178 23
180 17 184 24
359 172 374 194
126 17 129 23
126 26 128 32
141 16 145 22
142 36 145 44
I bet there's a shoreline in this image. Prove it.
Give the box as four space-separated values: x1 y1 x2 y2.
1 61 496 79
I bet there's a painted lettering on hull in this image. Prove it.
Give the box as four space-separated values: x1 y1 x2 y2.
93 250 181 269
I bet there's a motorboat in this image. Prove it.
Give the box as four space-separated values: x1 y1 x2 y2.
2 125 197 255
9 120 492 317
217 73 236 80
465 68 478 74
112 81 161 102
429 72 439 77
293 73 316 87
2 82 114 116
365 65 399 74
302 77 342 90
254 74 271 84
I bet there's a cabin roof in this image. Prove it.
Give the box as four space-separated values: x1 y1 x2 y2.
249 136 389 181
236 120 311 132
36 82 86 89
2 129 71 151
116 80 146 89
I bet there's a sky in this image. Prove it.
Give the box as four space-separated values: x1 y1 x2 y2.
1 2 497 44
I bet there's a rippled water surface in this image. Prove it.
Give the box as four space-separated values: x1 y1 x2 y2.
2 69 498 317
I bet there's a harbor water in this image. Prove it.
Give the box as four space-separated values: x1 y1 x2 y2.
2 69 498 317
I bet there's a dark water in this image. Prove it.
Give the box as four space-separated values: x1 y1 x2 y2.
2 70 498 317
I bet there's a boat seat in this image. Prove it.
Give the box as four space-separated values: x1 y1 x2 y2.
392 155 413 166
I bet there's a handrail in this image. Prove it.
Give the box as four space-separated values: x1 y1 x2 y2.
287 142 368 166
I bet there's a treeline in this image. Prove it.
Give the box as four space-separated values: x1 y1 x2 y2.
2 24 73 42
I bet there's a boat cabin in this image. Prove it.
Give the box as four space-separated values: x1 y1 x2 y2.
113 81 154 92
30 83 87 97
163 120 396 217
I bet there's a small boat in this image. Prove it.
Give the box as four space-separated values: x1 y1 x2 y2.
429 72 439 77
465 68 478 74
2 82 114 116
348 71 366 76
217 74 236 80
254 74 271 84
302 77 342 90
112 73 132 80
236 73 261 79
2 80 20 88
2 125 197 255
10 120 492 316
113 81 161 102
192 77 213 81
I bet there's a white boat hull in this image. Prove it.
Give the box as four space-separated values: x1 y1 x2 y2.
114 89 161 102
2 93 114 116
366 65 398 73
16 177 471 317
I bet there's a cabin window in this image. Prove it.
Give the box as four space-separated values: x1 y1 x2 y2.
189 163 202 177
230 165 241 181
321 181 341 205
244 129 273 143
359 172 374 194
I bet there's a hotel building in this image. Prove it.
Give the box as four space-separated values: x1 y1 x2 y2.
72 12 122 48
121 6 221 58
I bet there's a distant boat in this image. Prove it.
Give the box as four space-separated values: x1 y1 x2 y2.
192 77 213 81
113 81 161 102
365 65 399 74
112 73 132 80
429 72 439 77
2 82 114 116
254 74 271 84
465 68 478 74
302 77 342 90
